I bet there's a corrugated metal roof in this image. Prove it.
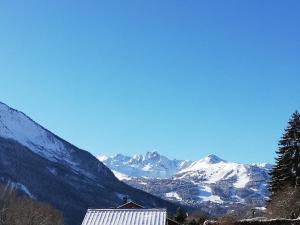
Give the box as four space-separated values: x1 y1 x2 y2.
81 208 167 225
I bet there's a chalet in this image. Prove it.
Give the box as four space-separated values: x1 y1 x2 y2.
81 201 181 225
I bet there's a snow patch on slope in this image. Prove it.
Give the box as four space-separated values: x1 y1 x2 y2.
198 186 223 203
112 170 132 181
234 166 250 188
5 180 34 198
165 192 182 201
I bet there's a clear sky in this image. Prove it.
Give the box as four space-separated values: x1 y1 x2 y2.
0 1 299 163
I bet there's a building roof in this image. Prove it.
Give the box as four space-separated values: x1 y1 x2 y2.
81 208 167 225
116 201 180 225
118 201 144 209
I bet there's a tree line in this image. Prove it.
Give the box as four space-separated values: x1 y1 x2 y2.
0 185 64 225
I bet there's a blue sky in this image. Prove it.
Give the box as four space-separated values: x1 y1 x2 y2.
0 1 299 163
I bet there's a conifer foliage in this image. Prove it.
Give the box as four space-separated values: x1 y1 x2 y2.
174 207 187 224
269 111 300 193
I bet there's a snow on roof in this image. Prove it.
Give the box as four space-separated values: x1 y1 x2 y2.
81 208 167 225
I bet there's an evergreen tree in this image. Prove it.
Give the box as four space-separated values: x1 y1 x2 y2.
269 111 300 193
186 219 197 225
174 207 187 224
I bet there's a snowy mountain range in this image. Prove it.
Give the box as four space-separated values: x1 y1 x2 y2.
0 100 272 221
0 102 177 225
98 151 193 179
98 152 272 215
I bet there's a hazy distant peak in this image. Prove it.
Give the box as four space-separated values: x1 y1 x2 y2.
202 154 226 164
132 154 143 161
97 155 108 161
145 151 160 160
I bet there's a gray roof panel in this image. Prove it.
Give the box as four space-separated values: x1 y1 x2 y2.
81 209 167 225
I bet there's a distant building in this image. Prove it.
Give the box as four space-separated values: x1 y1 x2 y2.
81 201 181 225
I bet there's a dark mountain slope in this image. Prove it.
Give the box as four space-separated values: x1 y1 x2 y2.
0 102 178 225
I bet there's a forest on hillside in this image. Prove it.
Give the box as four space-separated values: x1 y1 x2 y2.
0 186 64 225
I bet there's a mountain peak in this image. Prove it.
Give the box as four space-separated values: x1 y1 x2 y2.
203 154 226 164
132 154 143 161
145 151 160 160
97 155 108 161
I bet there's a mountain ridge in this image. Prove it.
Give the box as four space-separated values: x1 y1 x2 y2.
98 151 271 215
98 151 271 178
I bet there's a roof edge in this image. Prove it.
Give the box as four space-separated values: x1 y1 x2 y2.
87 208 167 212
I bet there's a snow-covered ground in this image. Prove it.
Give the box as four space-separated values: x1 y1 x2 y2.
165 192 182 201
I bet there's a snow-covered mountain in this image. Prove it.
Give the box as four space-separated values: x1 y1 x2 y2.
99 152 271 215
98 151 193 178
0 102 103 178
0 102 177 225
